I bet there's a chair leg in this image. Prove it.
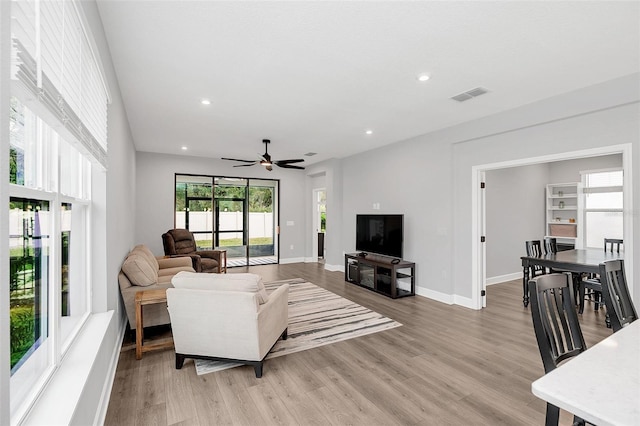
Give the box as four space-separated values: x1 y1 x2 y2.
545 403 560 426
572 415 585 426
578 284 586 314
254 362 263 378
175 353 186 369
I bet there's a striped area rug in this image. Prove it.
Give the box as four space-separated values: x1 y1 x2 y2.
195 278 402 375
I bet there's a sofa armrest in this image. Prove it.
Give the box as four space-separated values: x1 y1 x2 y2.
257 284 289 357
157 256 193 270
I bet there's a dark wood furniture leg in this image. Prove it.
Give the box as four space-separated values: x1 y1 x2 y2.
522 260 530 307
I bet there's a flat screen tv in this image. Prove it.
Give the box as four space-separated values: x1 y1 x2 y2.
355 214 403 258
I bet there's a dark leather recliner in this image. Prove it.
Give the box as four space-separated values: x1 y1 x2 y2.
162 229 222 273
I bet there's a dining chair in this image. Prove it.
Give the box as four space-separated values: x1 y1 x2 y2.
543 237 558 255
579 238 623 317
529 273 586 426
604 238 623 253
525 240 545 277
599 259 637 332
543 236 582 299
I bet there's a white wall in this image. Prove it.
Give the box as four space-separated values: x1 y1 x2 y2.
341 138 455 297
548 154 622 183
135 152 307 261
485 163 550 279
305 159 343 270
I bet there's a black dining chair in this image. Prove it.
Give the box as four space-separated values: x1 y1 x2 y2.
604 238 623 253
543 236 581 298
529 273 586 426
543 237 558 255
599 259 637 332
525 240 545 277
579 238 624 317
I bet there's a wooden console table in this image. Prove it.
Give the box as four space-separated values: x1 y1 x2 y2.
345 253 415 298
135 289 174 360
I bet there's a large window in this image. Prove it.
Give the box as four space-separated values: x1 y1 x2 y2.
581 169 623 249
8 98 92 420
7 0 107 421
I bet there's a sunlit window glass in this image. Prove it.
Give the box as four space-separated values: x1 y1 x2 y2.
9 198 50 373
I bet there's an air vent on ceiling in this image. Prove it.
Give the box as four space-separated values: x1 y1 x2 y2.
451 87 488 102
304 152 317 156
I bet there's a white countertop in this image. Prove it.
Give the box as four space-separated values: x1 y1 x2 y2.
532 321 640 426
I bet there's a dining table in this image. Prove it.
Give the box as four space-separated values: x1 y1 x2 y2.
531 320 640 426
520 248 623 307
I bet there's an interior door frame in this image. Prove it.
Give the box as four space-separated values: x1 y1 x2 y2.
311 187 326 261
471 143 633 309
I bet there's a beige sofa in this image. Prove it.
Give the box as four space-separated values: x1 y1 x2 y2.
167 272 289 377
118 244 195 329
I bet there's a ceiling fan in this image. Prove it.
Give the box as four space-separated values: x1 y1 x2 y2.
221 139 305 171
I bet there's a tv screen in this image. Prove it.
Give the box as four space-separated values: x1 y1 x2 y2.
355 214 403 258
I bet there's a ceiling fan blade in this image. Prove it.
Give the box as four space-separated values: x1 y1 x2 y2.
276 164 305 170
221 157 256 163
275 159 304 165
233 163 257 167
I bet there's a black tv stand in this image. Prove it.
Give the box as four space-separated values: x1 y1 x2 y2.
344 253 415 299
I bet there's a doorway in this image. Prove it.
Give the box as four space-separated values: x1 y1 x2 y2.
313 188 326 261
471 144 634 309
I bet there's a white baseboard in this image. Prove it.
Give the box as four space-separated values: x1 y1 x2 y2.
415 286 477 310
280 257 305 264
324 263 343 272
486 272 522 286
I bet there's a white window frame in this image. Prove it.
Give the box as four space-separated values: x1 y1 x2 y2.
580 167 624 249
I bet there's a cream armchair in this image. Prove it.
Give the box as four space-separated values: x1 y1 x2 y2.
166 272 289 378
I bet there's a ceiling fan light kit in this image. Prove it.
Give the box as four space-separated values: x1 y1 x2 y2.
221 139 305 171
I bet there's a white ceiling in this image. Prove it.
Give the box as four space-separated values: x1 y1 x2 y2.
97 1 640 167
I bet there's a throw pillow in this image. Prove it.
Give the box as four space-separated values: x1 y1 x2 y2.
132 244 159 272
171 272 269 304
122 253 158 286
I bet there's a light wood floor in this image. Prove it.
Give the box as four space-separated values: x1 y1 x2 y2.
105 263 611 426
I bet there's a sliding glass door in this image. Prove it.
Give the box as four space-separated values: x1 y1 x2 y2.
175 175 279 267
247 180 278 263
214 178 248 265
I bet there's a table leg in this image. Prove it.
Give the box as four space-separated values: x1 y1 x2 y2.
522 263 530 307
135 299 143 360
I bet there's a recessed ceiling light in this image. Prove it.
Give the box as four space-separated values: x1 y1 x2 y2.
365 130 373 135
417 74 430 82
181 146 188 150
201 99 211 105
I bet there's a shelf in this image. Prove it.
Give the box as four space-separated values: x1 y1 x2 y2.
544 235 577 240
546 182 581 249
548 194 578 198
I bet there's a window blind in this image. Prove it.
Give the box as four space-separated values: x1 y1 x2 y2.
11 0 109 167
